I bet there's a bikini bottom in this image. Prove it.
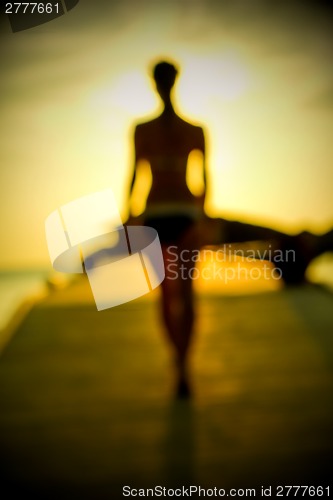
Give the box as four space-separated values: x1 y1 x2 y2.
144 214 196 245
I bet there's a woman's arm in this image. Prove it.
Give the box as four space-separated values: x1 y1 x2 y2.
128 126 140 201
127 124 148 223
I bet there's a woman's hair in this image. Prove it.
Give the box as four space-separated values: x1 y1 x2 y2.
152 60 179 90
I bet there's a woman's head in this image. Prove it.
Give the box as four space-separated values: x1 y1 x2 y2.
152 60 179 101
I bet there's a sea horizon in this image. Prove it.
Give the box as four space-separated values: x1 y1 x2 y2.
1 253 332 338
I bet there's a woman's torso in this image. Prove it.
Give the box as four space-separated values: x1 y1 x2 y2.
135 114 204 217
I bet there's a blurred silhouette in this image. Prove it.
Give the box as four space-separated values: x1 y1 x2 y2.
129 61 206 397
128 60 333 398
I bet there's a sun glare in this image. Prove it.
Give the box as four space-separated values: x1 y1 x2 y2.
177 53 252 117
103 71 157 116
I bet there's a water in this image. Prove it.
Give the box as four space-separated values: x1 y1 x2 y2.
0 269 50 331
0 256 331 334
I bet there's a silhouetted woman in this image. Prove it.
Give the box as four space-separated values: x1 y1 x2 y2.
129 61 206 397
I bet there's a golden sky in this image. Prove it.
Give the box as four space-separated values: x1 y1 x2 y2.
1 0 333 268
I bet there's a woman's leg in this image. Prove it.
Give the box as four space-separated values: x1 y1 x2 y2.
160 231 197 397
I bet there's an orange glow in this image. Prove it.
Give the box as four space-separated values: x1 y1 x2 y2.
1 7 332 270
194 253 282 295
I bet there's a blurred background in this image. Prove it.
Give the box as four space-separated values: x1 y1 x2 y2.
1 0 333 326
0 1 333 496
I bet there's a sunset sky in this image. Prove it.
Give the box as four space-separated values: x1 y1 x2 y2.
1 0 332 268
